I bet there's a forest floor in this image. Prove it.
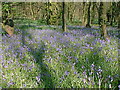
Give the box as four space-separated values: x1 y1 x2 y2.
1 24 120 88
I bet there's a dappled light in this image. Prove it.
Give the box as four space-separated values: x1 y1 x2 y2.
1 1 119 89
1 25 119 88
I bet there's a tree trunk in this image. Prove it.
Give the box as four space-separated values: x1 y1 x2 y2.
2 24 14 36
30 2 34 20
91 2 96 24
86 2 91 28
62 1 67 32
118 16 120 28
98 2 101 26
107 11 111 23
99 2 109 40
117 2 120 28
110 2 113 26
67 3 70 21
46 2 50 25
82 2 87 26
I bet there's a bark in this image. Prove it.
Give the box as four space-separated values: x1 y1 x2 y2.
118 16 120 28
67 3 70 21
46 2 50 25
82 2 87 26
110 2 113 26
2 24 14 36
107 11 111 22
91 2 96 24
30 2 35 20
99 2 109 40
62 1 67 32
117 2 120 28
86 2 91 28
110 2 117 26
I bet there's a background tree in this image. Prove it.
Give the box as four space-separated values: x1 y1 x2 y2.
46 2 50 25
116 2 120 28
2 2 119 29
114 2 120 28
62 1 66 32
110 2 116 26
82 2 87 26
99 2 109 40
86 2 91 28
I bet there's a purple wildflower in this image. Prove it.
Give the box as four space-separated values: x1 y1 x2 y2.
65 71 70 76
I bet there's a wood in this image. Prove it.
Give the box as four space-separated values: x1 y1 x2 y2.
62 1 67 32
86 2 91 28
99 2 110 40
2 23 14 36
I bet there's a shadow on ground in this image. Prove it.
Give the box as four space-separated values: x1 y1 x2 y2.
21 29 55 88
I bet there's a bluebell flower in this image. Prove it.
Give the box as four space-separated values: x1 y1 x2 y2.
74 71 77 74
65 71 70 76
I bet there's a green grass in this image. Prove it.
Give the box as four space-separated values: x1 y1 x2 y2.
1 20 119 88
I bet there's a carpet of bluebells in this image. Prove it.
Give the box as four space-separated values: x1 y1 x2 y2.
1 25 119 88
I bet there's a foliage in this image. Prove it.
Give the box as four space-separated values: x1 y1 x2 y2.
2 2 119 26
2 2 17 19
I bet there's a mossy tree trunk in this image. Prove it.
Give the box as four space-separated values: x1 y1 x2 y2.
117 2 120 28
82 2 87 26
99 2 109 40
91 2 96 24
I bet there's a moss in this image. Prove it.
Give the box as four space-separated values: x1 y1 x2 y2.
2 24 14 36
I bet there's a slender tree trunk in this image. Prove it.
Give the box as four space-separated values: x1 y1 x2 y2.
107 12 110 23
91 2 95 24
99 2 109 40
67 3 70 21
69 3 73 22
30 2 35 20
110 2 117 26
86 2 91 28
0 2 2 22
110 2 113 26
117 2 120 28
62 1 67 32
23 3 27 18
82 2 87 26
46 2 50 25
98 2 101 26
118 16 120 28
